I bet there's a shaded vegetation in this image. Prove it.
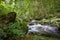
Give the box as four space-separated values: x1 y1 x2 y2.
0 12 16 27
0 0 60 40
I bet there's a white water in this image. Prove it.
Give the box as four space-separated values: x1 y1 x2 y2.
27 20 60 37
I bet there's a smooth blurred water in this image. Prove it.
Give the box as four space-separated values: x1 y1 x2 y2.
27 20 60 37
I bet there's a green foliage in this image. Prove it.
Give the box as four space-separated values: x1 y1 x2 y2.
6 21 28 36
0 28 6 40
28 35 60 40
0 21 28 40
0 0 60 40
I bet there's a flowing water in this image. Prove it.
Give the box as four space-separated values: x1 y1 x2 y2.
27 20 60 37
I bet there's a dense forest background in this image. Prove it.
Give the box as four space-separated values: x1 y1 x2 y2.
0 0 60 40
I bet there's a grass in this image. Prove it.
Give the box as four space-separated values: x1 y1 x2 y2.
0 0 60 40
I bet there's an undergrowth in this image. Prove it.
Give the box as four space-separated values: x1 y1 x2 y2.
0 0 60 40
